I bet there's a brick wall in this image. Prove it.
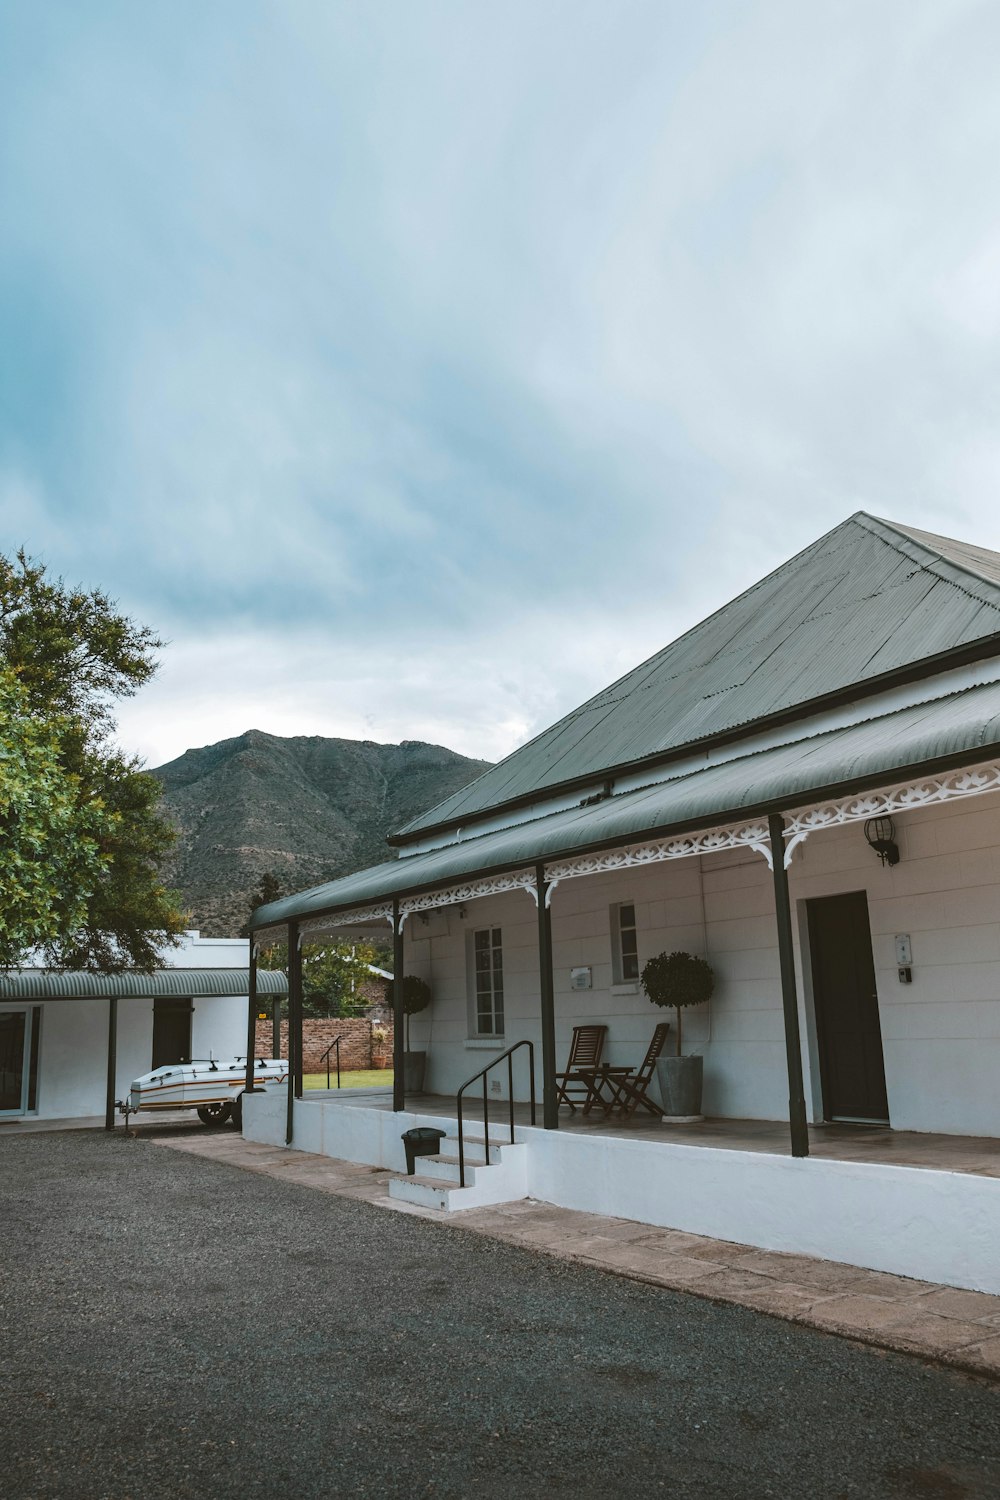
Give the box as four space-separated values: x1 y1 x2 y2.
254 1016 394 1072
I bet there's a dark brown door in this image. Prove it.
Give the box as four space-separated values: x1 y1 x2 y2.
807 892 888 1123
152 999 192 1068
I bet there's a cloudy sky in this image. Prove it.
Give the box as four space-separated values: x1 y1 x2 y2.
3 0 1000 770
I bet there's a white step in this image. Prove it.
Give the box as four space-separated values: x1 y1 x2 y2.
387 1173 483 1211
387 1140 529 1212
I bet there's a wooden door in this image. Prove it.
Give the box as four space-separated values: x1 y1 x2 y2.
807 892 889 1123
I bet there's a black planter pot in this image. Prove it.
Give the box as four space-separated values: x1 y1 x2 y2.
655 1055 704 1120
403 1050 427 1092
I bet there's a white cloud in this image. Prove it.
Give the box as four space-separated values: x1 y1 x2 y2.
7 0 1000 772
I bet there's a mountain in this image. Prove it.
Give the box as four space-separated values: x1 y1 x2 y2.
150 730 491 936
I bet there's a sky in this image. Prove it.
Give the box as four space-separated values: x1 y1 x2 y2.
3 0 1000 771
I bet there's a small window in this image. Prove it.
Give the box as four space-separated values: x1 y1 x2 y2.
473 927 504 1036
612 903 639 983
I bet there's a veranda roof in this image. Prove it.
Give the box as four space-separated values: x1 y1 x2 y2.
252 676 1000 932
0 969 289 1001
396 513 1000 842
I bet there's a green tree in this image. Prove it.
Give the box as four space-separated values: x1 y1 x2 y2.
0 671 120 969
241 872 286 940
0 550 185 971
302 941 385 1019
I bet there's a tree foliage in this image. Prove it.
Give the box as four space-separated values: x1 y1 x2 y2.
242 873 392 1018
0 671 117 969
0 550 186 971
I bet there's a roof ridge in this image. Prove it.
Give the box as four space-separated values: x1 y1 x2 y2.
858 513 1000 598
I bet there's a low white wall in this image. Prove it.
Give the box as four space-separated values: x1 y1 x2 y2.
243 1090 443 1177
244 1093 1000 1295
526 1128 1000 1295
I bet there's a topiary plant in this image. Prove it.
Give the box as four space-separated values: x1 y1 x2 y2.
385 974 432 1051
640 951 714 1055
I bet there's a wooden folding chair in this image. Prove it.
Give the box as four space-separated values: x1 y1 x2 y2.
585 1022 670 1118
554 1024 607 1111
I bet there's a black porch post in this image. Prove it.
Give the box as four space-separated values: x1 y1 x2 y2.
104 996 118 1131
392 900 405 1112
286 920 302 1145
243 941 258 1098
536 863 558 1130
768 813 809 1158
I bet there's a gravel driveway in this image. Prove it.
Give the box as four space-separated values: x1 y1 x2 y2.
2 1130 1000 1500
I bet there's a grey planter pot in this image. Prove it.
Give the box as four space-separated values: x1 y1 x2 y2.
403 1051 427 1093
655 1055 704 1119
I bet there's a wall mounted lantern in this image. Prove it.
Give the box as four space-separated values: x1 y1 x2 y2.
864 815 900 866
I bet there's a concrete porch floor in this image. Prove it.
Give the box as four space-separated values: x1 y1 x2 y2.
311 1089 1000 1178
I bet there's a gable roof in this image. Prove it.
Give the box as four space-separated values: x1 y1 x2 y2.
395 512 1000 843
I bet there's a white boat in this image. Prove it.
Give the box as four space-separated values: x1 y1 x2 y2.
121 1056 289 1127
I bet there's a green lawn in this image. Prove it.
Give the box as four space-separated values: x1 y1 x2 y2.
303 1069 393 1090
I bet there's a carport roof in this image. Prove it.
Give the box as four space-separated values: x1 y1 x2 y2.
0 968 288 1001
251 675 1000 931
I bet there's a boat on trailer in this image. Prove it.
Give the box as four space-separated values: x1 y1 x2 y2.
120 1056 289 1127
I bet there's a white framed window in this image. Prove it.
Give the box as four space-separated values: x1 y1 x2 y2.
611 902 640 984
472 927 504 1037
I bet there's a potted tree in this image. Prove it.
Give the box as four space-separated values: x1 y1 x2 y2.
385 975 432 1092
640 950 714 1120
370 1021 391 1068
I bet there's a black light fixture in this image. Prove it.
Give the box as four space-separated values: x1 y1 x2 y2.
864 815 900 866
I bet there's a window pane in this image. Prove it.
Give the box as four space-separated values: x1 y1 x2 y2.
623 952 639 981
620 904 635 929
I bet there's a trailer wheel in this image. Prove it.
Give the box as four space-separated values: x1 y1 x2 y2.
230 1091 244 1131
196 1102 233 1127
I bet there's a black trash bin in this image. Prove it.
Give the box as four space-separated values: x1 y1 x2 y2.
401 1126 447 1174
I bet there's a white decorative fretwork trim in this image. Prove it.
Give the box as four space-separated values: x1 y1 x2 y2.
781 760 1000 863
301 904 393 933
545 821 775 880
399 870 537 923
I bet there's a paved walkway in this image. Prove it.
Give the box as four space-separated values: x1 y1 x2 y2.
150 1128 1000 1383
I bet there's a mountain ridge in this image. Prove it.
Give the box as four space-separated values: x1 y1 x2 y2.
151 729 491 935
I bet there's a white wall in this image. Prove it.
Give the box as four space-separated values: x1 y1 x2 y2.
406 788 1000 1138
5 932 256 1120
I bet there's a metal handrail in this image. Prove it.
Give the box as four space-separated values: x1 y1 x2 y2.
456 1040 535 1187
319 1035 344 1090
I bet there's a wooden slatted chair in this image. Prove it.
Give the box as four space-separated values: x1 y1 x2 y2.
554 1024 608 1111
584 1022 670 1119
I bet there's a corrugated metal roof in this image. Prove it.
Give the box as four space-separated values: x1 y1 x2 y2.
0 969 288 1001
397 513 1000 839
252 677 1000 930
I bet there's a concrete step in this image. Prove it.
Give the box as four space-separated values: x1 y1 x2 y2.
419 1153 487 1184
387 1140 529 1212
387 1173 483 1211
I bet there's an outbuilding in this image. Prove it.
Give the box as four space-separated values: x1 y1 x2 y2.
0 931 287 1127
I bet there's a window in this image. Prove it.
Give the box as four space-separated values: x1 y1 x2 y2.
612 902 639 984
473 927 504 1036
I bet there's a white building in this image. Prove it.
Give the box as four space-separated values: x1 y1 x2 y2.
246 515 1000 1292
0 931 286 1125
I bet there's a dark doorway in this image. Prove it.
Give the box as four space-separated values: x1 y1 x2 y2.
807 891 888 1123
151 999 192 1068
